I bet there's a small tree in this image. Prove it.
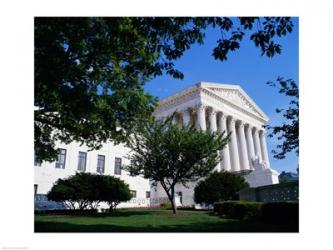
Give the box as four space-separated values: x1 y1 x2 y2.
47 173 132 211
47 173 98 210
194 171 249 206
47 178 77 209
124 116 229 214
98 175 132 212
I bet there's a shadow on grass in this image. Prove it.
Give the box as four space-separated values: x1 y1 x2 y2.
35 216 298 233
36 210 157 218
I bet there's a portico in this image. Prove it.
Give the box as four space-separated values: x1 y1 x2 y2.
151 82 279 206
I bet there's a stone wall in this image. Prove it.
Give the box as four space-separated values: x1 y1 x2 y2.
239 181 299 202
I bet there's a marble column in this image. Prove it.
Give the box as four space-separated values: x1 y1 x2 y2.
245 124 255 168
182 109 191 127
219 114 231 171
253 127 262 162
238 122 250 171
209 109 217 132
197 105 206 131
171 113 177 125
259 130 270 168
208 109 219 171
228 118 240 172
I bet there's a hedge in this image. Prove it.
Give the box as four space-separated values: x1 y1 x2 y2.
261 202 299 225
214 201 263 220
214 201 299 223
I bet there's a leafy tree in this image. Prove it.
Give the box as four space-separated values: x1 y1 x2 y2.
47 172 132 211
35 17 294 162
266 77 299 159
279 172 292 183
278 171 298 183
194 171 249 206
47 173 96 210
97 175 132 212
124 115 230 213
47 178 77 209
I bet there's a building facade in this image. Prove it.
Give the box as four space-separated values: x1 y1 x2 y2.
34 140 152 208
34 82 279 208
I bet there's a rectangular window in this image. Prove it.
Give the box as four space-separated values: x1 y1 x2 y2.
34 154 42 166
130 190 137 198
77 152 87 172
55 148 66 169
97 155 105 174
176 191 183 204
146 191 150 198
114 157 122 175
34 184 38 195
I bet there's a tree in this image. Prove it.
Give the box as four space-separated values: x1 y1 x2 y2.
194 171 249 206
124 115 230 213
97 175 132 212
278 171 298 183
266 77 299 159
47 173 96 210
47 172 132 211
279 171 292 183
35 17 294 162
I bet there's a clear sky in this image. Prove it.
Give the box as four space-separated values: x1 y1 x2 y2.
144 17 299 174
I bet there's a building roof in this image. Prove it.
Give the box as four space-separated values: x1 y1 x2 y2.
156 81 269 122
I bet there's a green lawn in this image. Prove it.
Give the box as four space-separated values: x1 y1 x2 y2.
35 208 298 232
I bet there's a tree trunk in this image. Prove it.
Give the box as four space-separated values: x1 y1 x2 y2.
160 181 177 214
170 186 177 214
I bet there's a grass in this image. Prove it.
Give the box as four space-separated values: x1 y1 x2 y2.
35 208 298 232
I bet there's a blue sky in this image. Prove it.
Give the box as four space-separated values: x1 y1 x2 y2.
144 17 299 174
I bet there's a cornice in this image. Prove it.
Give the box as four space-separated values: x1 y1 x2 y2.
155 86 200 114
201 88 268 123
154 82 269 124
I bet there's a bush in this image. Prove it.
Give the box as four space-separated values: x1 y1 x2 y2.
261 202 299 225
214 201 262 220
194 171 249 206
214 201 299 225
47 172 131 211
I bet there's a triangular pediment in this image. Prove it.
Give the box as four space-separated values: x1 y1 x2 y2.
200 83 268 120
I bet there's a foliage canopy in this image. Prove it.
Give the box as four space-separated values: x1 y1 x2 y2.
194 171 249 205
124 115 230 213
266 77 299 159
35 17 294 161
47 172 131 211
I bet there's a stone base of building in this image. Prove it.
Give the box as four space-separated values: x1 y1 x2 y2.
244 167 279 188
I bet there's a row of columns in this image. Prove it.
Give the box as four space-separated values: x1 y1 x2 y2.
172 105 270 172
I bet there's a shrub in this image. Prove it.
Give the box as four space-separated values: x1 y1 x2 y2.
261 202 299 225
47 172 131 211
97 175 132 211
47 173 95 210
194 171 249 206
214 201 262 220
214 201 299 225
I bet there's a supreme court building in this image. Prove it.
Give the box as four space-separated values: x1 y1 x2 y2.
34 82 279 208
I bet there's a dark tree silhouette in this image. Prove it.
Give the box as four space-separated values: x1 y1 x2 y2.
194 171 249 205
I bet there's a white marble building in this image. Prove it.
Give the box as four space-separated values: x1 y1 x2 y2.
34 140 152 208
151 82 279 206
34 81 279 208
